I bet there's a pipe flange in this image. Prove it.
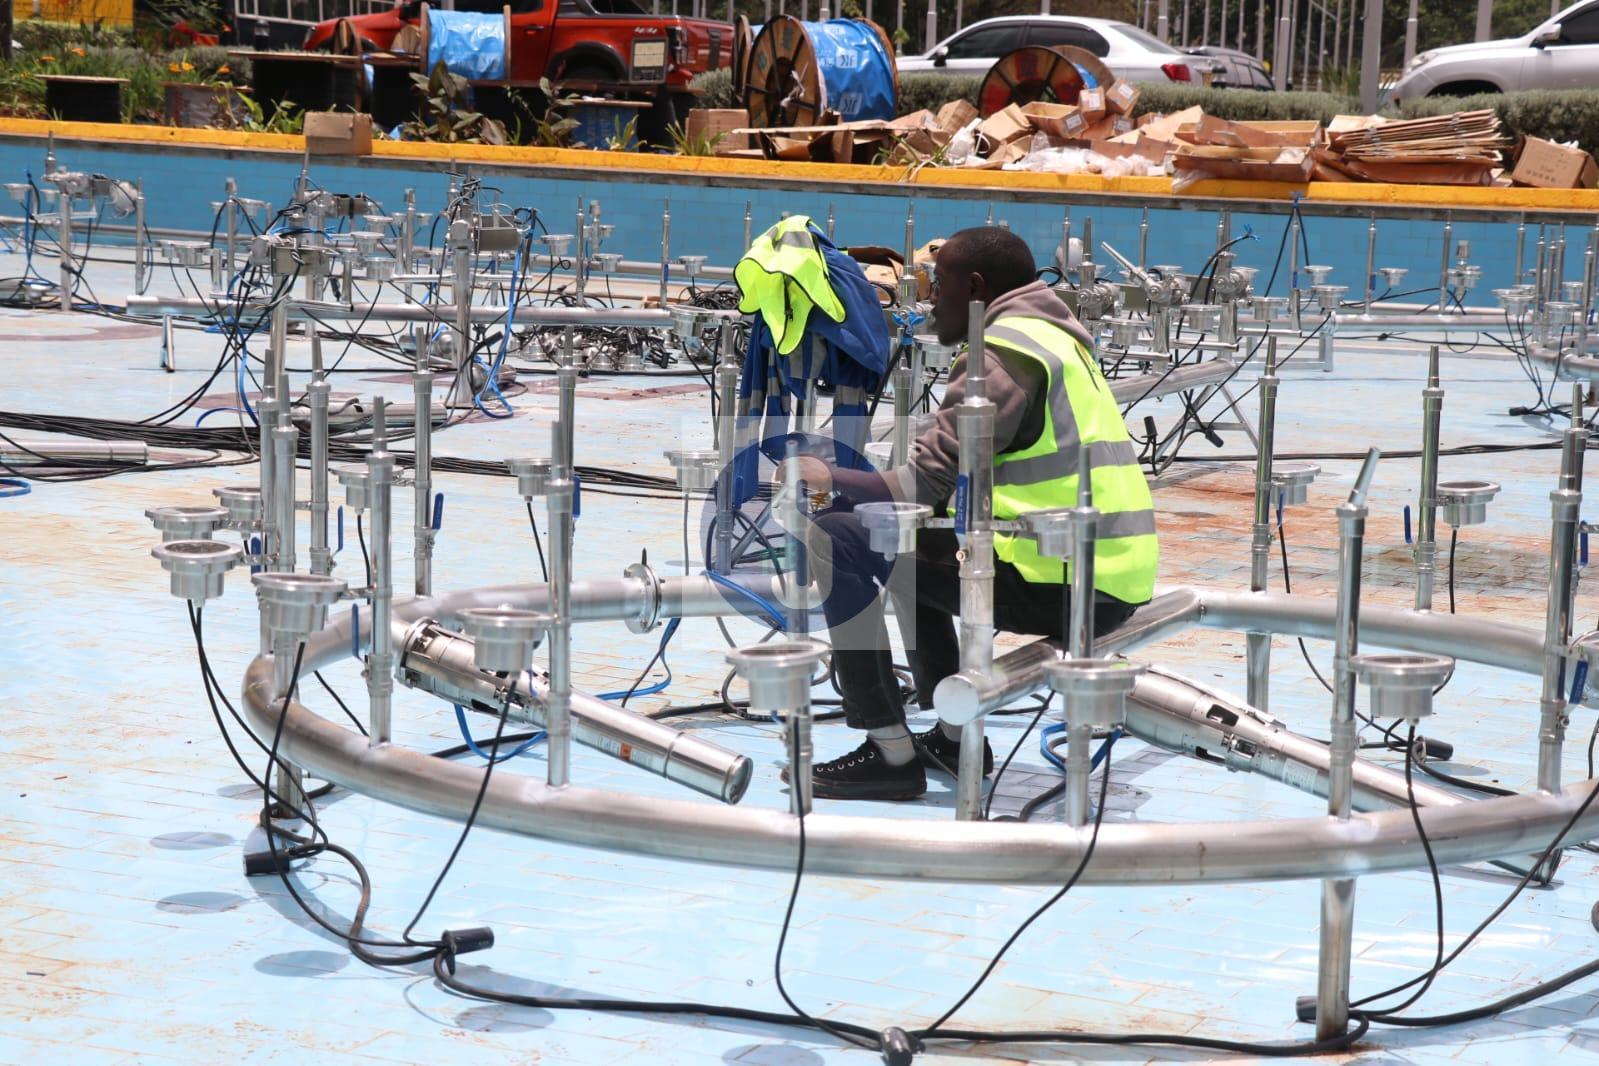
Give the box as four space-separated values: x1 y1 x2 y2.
624 559 664 635
856 501 932 559
334 466 372 511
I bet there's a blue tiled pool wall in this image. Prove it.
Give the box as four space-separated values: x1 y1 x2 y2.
8 134 1592 299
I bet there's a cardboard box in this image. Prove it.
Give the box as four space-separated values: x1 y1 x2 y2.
1105 78 1140 115
304 112 372 156
976 104 1031 150
935 98 979 133
686 108 751 153
1512 136 1599 189
1078 86 1106 121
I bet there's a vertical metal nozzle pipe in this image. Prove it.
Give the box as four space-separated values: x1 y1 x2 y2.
1316 444 1378 1043
413 369 436 595
1437 214 1453 313
1246 336 1279 711
955 299 994 821
713 324 740 574
1065 449 1100 827
1362 213 1377 315
659 199 671 306
307 377 332 576
546 421 575 789
257 395 280 572
1415 346 1443 612
272 423 298 574
367 399 396 745
1540 386 1585 797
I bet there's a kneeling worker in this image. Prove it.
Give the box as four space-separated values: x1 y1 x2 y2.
786 226 1158 800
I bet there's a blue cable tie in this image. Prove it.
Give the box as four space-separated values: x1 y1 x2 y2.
431 492 444 531
336 506 344 554
1572 660 1589 705
249 535 262 575
1583 529 1590 568
1403 504 1412 545
572 475 581 519
351 604 361 659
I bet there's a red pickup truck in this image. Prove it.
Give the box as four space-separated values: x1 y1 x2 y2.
305 0 731 115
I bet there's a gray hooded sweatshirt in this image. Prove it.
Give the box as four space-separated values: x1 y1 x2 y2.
832 280 1096 508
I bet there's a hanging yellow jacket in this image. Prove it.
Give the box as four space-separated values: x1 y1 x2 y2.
735 216 847 356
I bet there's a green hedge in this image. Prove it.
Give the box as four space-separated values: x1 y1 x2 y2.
1129 85 1357 124
691 67 1599 153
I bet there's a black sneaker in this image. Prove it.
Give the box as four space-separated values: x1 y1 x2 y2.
781 739 927 801
913 724 994 777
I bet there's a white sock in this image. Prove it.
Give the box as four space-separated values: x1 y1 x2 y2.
868 725 917 767
938 720 962 743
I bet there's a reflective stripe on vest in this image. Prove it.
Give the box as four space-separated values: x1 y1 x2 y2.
734 216 846 356
986 314 1158 601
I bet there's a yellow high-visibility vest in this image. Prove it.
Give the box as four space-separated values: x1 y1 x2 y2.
985 314 1158 602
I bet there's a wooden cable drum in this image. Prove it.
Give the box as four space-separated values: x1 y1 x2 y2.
731 14 754 97
745 15 896 129
978 44 1112 117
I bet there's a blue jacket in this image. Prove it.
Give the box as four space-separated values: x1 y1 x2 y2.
734 225 890 505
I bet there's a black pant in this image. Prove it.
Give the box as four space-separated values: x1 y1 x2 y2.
810 504 1140 731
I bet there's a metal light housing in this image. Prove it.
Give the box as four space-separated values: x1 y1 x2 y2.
1044 657 1147 730
252 572 349 638
1351 652 1454 721
1436 479 1499 527
725 640 828 716
458 606 552 673
146 504 230 542
856 501 932 559
152 538 243 602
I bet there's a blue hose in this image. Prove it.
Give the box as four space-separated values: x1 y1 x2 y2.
453 702 545 762
705 570 786 630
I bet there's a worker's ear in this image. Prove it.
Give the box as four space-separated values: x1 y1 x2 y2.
967 271 987 303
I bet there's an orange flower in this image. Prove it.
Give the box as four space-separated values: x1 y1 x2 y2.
216 64 230 75
180 61 194 72
40 55 56 63
69 46 85 56
168 62 180 73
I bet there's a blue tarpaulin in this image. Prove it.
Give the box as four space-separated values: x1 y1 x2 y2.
426 9 507 82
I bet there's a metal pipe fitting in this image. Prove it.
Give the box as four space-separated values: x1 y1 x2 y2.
1350 653 1455 721
146 504 230 542
1046 658 1146 825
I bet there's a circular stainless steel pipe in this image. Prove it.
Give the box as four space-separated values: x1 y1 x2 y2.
125 295 673 330
241 582 1599 886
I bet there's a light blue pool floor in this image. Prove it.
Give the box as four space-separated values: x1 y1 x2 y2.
4 257 1599 1064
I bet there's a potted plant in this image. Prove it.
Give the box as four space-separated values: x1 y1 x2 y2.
163 55 248 128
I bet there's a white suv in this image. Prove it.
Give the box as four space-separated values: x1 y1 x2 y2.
1387 0 1599 102
897 16 1200 85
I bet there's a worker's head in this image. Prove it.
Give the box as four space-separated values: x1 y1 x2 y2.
930 227 1037 346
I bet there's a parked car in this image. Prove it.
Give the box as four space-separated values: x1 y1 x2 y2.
1387 0 1599 102
1184 45 1272 90
897 16 1201 84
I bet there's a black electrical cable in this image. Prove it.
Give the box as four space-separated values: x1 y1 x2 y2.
983 693 1053 821
356 512 372 588
525 499 548 582
1448 527 1459 615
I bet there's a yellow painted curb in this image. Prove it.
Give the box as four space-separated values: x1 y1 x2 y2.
6 116 1599 213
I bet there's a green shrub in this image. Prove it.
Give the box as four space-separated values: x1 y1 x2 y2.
894 72 979 116
689 68 735 110
1132 84 1357 124
13 19 136 55
1398 89 1599 155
